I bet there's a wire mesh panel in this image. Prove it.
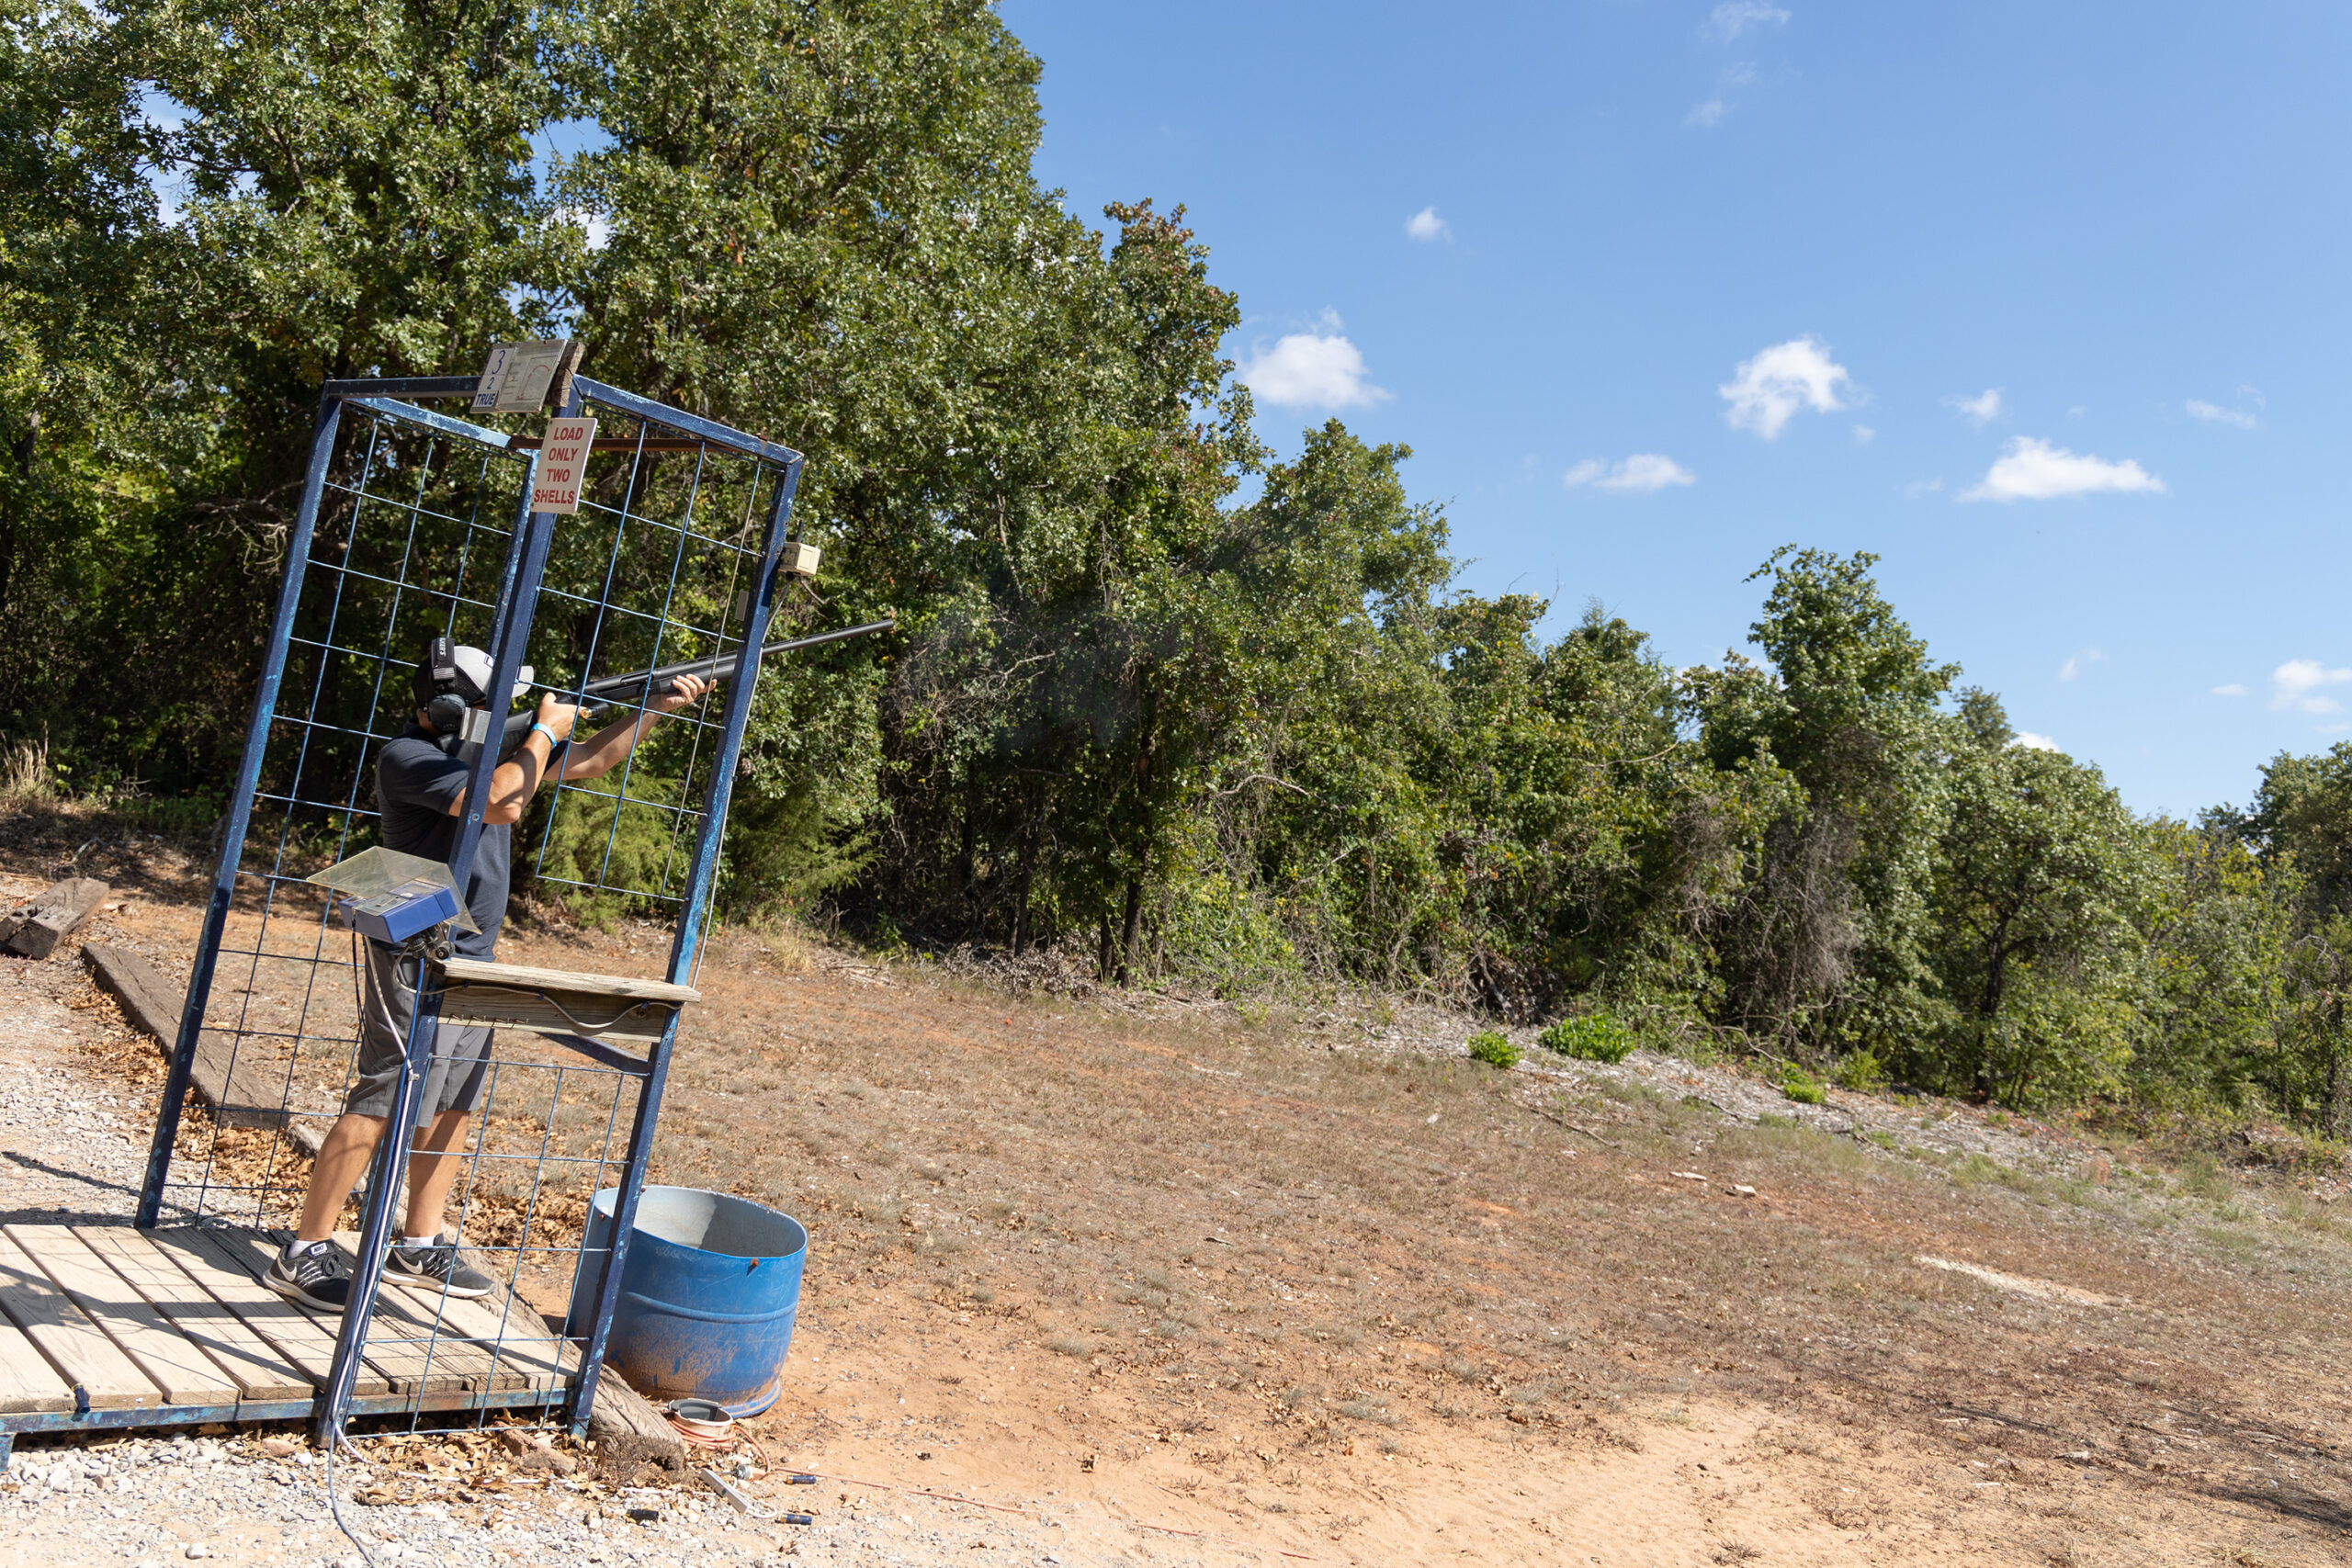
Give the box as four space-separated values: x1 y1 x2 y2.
345 383 805 1433
521 389 794 939
150 396 536 1232
134 373 805 1438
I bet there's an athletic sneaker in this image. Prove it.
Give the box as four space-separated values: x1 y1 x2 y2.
383 1235 495 1299
266 1238 353 1313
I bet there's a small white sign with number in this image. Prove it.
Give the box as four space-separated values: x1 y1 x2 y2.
473 340 571 414
532 417 598 514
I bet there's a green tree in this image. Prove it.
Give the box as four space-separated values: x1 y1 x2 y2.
0 0 575 787
1923 742 2152 1105
2222 744 2352 1126
2133 819 2290 1112
1690 547 1957 1053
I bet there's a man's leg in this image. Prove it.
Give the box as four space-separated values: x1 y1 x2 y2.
268 1111 390 1311
381 1057 496 1299
401 1109 471 1239
294 1111 390 1246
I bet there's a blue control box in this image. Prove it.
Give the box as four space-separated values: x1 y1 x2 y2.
335 879 462 944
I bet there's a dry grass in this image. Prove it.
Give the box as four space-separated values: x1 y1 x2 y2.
1 737 52 803
587 933 2352 1552
28 834 2352 1562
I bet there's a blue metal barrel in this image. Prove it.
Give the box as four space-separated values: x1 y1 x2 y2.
566 1185 808 1417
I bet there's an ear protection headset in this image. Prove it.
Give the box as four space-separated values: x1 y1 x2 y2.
415 636 475 739
413 638 535 756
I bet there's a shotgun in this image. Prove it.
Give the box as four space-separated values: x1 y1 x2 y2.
472 616 896 760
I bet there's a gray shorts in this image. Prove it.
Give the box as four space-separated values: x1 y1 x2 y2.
345 941 493 1128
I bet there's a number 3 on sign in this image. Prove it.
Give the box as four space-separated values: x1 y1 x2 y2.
532 417 598 515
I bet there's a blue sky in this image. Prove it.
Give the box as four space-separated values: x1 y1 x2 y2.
1001 0 2352 819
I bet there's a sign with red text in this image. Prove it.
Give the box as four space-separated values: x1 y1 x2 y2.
531 417 598 514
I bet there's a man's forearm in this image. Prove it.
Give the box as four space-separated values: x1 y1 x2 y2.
562 709 664 781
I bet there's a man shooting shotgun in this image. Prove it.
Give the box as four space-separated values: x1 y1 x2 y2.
267 615 890 1311
266 639 710 1311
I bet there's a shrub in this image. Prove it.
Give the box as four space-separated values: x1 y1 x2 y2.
1538 1014 1636 1063
1828 1048 1886 1091
1466 1029 1521 1069
527 771 684 931
1776 1063 1826 1105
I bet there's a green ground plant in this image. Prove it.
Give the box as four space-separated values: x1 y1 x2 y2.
1777 1063 1827 1105
1466 1029 1521 1069
1538 1014 1636 1063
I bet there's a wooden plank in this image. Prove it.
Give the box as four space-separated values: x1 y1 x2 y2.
324 1230 526 1393
73 1226 311 1404
367 1287 516 1393
82 942 183 1044
430 991 673 1043
0 1228 163 1408
587 1362 686 1472
0 1314 75 1415
4 877 108 959
415 1277 574 1393
83 943 329 1156
143 1228 388 1398
200 1228 463 1396
433 957 695 1043
5 1225 237 1405
435 957 699 1003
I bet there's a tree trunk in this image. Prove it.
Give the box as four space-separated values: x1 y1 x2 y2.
1116 874 1143 986
2331 997 2349 1139
1011 859 1032 954
1011 784 1044 954
958 773 978 914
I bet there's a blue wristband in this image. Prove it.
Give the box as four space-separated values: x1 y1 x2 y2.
529 722 558 748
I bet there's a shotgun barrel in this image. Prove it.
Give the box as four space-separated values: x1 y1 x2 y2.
572 617 898 708
489 616 895 757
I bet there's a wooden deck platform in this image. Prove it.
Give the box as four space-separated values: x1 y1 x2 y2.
0 1224 578 1443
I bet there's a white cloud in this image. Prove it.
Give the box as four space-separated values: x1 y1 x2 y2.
1238 317 1390 410
2010 732 2061 752
1945 388 2004 426
1851 424 1876 445
1959 437 2165 502
2185 398 2259 430
2212 683 2250 697
1405 207 1451 243
1564 455 1697 493
1719 336 1852 439
1904 478 1945 497
2058 649 2106 682
2272 660 2352 715
1687 62 1758 127
1703 2 1790 42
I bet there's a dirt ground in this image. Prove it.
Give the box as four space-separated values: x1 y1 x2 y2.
8 814 2352 1566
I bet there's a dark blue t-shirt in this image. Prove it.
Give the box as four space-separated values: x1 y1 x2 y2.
375 724 540 959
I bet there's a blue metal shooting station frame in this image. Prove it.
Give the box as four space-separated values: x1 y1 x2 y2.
107 368 807 1449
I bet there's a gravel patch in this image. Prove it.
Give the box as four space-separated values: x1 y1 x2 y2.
0 1430 1230 1566
0 927 154 1224
1510 1045 2092 1175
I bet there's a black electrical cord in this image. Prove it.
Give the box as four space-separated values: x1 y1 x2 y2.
447 983 661 1034
318 923 447 1568
324 1432 380 1568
